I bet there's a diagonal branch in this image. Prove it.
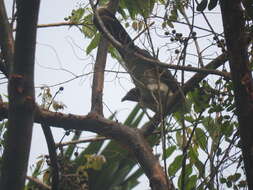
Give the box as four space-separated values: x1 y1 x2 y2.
0 0 15 77
0 102 173 190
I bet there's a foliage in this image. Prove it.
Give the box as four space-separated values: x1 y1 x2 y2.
68 0 247 189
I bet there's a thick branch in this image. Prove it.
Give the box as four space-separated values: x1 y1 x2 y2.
38 109 171 190
0 103 172 190
220 1 253 189
0 1 40 190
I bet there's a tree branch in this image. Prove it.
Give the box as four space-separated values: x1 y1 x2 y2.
56 136 109 148
220 1 253 189
0 102 173 190
41 124 59 190
90 0 120 115
0 1 40 189
0 0 14 77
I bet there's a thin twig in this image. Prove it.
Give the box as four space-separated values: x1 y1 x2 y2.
56 136 109 147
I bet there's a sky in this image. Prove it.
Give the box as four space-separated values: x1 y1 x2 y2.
2 0 225 189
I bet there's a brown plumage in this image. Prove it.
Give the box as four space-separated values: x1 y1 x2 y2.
93 7 183 113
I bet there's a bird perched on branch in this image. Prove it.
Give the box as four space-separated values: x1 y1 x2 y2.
93 6 183 113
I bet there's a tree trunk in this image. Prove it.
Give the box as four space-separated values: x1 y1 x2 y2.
0 1 40 189
220 0 253 189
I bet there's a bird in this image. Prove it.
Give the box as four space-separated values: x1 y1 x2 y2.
93 6 183 113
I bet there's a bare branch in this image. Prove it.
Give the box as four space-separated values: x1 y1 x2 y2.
56 136 109 148
90 0 121 115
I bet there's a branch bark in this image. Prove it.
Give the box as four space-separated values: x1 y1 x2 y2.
41 124 59 190
0 0 14 77
90 0 120 115
0 1 40 190
0 103 173 190
220 1 253 189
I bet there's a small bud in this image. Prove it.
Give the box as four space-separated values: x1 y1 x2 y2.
65 131 70 136
164 31 170 35
192 31 197 37
175 49 180 54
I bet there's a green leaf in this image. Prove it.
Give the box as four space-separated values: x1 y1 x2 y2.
163 145 176 159
82 14 96 38
32 158 44 177
169 7 178 22
196 0 208 12
108 46 122 60
195 128 207 151
84 154 106 170
131 110 145 127
89 159 120 189
166 20 174 28
123 104 141 126
226 180 232 188
220 177 227 184
120 0 155 18
178 164 193 189
227 173 241 182
86 33 101 54
176 131 183 147
168 155 183 176
208 0 218 10
187 175 198 189
70 8 85 23
221 120 233 137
